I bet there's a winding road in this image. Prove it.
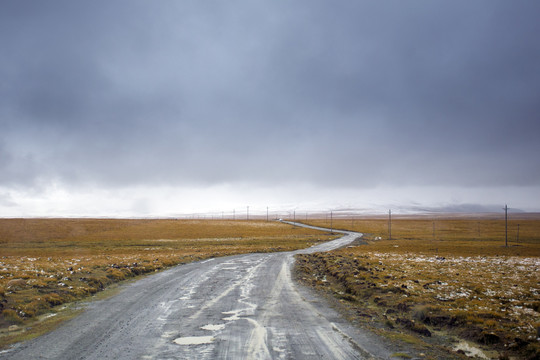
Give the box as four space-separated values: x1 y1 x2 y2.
2 223 394 359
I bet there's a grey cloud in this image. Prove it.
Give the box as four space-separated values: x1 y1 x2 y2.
1 0 539 194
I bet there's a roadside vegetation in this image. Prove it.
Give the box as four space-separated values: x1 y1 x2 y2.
296 216 540 360
0 218 334 347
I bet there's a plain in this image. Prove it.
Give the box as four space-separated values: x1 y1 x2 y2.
296 215 540 360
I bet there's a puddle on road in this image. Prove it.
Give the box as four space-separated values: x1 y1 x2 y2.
161 331 176 339
222 309 242 321
201 324 226 331
173 336 215 345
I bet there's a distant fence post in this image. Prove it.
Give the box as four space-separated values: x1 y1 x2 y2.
504 204 508 247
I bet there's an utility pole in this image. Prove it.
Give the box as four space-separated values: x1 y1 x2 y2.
330 211 333 233
247 206 249 221
431 220 435 252
266 206 269 222
233 209 235 220
516 223 520 243
504 204 508 247
388 209 392 240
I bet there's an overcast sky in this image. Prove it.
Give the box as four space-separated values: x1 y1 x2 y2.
1 1 539 217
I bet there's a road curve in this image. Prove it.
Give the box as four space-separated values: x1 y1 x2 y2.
2 223 394 359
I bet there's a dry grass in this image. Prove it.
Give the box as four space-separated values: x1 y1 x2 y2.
297 215 540 360
0 218 334 346
305 214 540 249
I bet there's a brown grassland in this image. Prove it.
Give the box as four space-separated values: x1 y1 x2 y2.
296 215 540 359
0 218 334 347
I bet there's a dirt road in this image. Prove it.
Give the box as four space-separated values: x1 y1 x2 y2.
2 223 394 359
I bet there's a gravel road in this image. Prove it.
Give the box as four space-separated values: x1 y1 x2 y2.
2 223 394 359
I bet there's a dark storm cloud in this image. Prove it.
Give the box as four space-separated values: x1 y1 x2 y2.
1 0 540 192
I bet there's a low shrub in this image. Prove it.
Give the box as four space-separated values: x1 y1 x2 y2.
2 309 23 325
411 305 429 322
396 317 431 337
44 293 63 306
86 276 109 290
22 298 50 317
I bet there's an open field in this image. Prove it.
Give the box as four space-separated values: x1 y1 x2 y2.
0 218 334 347
296 215 540 359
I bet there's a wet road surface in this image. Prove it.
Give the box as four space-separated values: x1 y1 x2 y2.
2 223 394 359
